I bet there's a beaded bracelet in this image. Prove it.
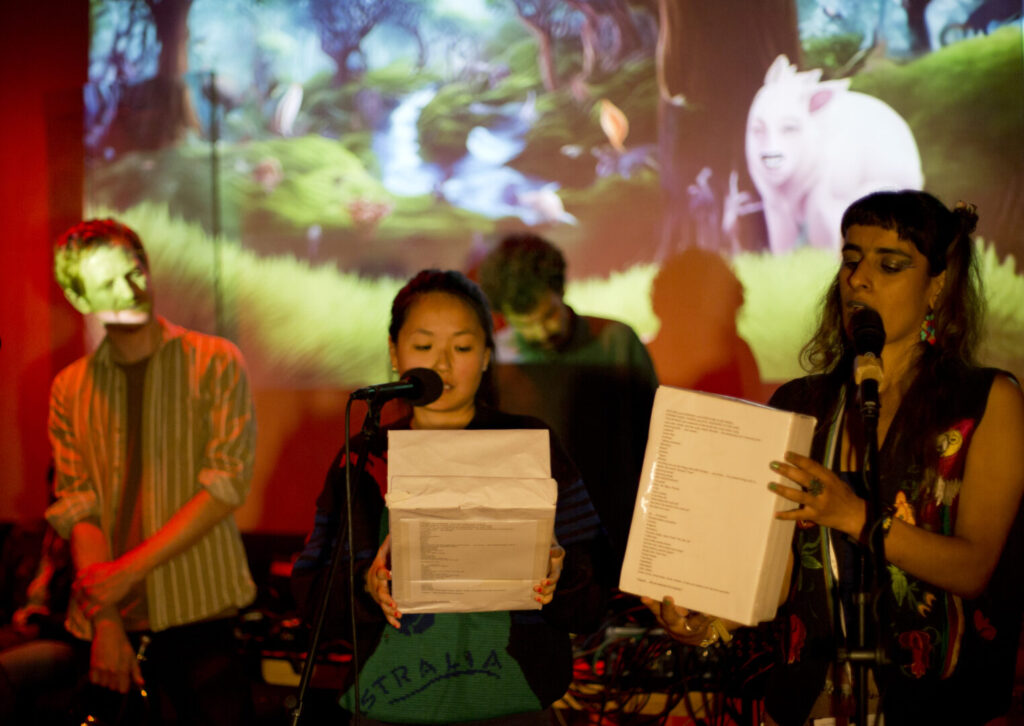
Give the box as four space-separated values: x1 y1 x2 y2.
879 514 894 537
864 507 896 554
859 503 895 543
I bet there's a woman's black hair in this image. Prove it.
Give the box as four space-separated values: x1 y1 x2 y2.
389 269 497 403
803 189 981 374
389 270 495 348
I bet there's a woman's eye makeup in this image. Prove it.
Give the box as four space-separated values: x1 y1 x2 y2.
881 257 910 273
841 253 911 274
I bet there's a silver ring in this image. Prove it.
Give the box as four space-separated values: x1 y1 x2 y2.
808 478 825 496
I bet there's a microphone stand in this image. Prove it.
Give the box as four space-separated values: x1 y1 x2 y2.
289 395 385 726
842 373 890 725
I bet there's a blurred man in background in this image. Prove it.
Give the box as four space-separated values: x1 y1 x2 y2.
480 233 658 576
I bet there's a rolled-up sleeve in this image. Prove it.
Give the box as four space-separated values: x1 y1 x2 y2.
46 369 100 538
198 342 256 508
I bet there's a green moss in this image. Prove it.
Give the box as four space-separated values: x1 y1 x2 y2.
492 36 545 87
337 131 378 176
362 61 441 94
802 33 863 76
229 135 388 233
416 82 490 164
232 133 491 251
850 26 1024 212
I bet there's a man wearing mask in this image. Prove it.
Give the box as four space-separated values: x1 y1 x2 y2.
46 219 256 725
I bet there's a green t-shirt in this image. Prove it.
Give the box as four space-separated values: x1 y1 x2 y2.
342 611 540 722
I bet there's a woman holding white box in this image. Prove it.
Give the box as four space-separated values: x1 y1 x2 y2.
647 190 1024 725
292 270 604 725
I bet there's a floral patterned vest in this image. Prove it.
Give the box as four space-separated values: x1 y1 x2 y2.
763 366 1022 725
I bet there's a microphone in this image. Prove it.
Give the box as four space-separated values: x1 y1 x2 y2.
350 367 444 407
851 307 885 419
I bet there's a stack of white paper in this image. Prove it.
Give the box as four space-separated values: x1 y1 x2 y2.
619 386 816 625
387 429 557 613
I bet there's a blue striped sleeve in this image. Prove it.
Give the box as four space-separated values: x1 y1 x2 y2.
554 476 602 545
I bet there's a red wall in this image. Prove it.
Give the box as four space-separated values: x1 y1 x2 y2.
0 3 334 533
0 1 88 522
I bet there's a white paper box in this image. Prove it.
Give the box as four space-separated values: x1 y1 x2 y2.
619 386 816 625
387 429 557 613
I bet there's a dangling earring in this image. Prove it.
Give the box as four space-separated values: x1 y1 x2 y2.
920 311 936 346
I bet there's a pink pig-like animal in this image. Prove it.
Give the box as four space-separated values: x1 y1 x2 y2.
746 55 923 254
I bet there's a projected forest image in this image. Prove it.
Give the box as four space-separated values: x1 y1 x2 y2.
84 0 1024 389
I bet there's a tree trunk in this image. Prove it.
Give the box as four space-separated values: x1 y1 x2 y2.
903 0 931 54
149 0 192 78
655 0 801 256
397 21 428 71
606 0 642 60
519 14 558 92
103 0 198 152
148 0 199 134
565 0 601 78
333 43 361 84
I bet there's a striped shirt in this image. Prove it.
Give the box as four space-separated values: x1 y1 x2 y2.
46 317 256 637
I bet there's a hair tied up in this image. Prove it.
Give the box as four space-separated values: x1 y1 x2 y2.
952 201 979 237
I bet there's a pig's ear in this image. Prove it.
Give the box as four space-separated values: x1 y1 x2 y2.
798 68 823 86
765 55 793 83
807 80 851 113
808 89 834 113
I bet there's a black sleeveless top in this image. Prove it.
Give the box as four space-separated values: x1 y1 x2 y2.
764 364 1023 725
